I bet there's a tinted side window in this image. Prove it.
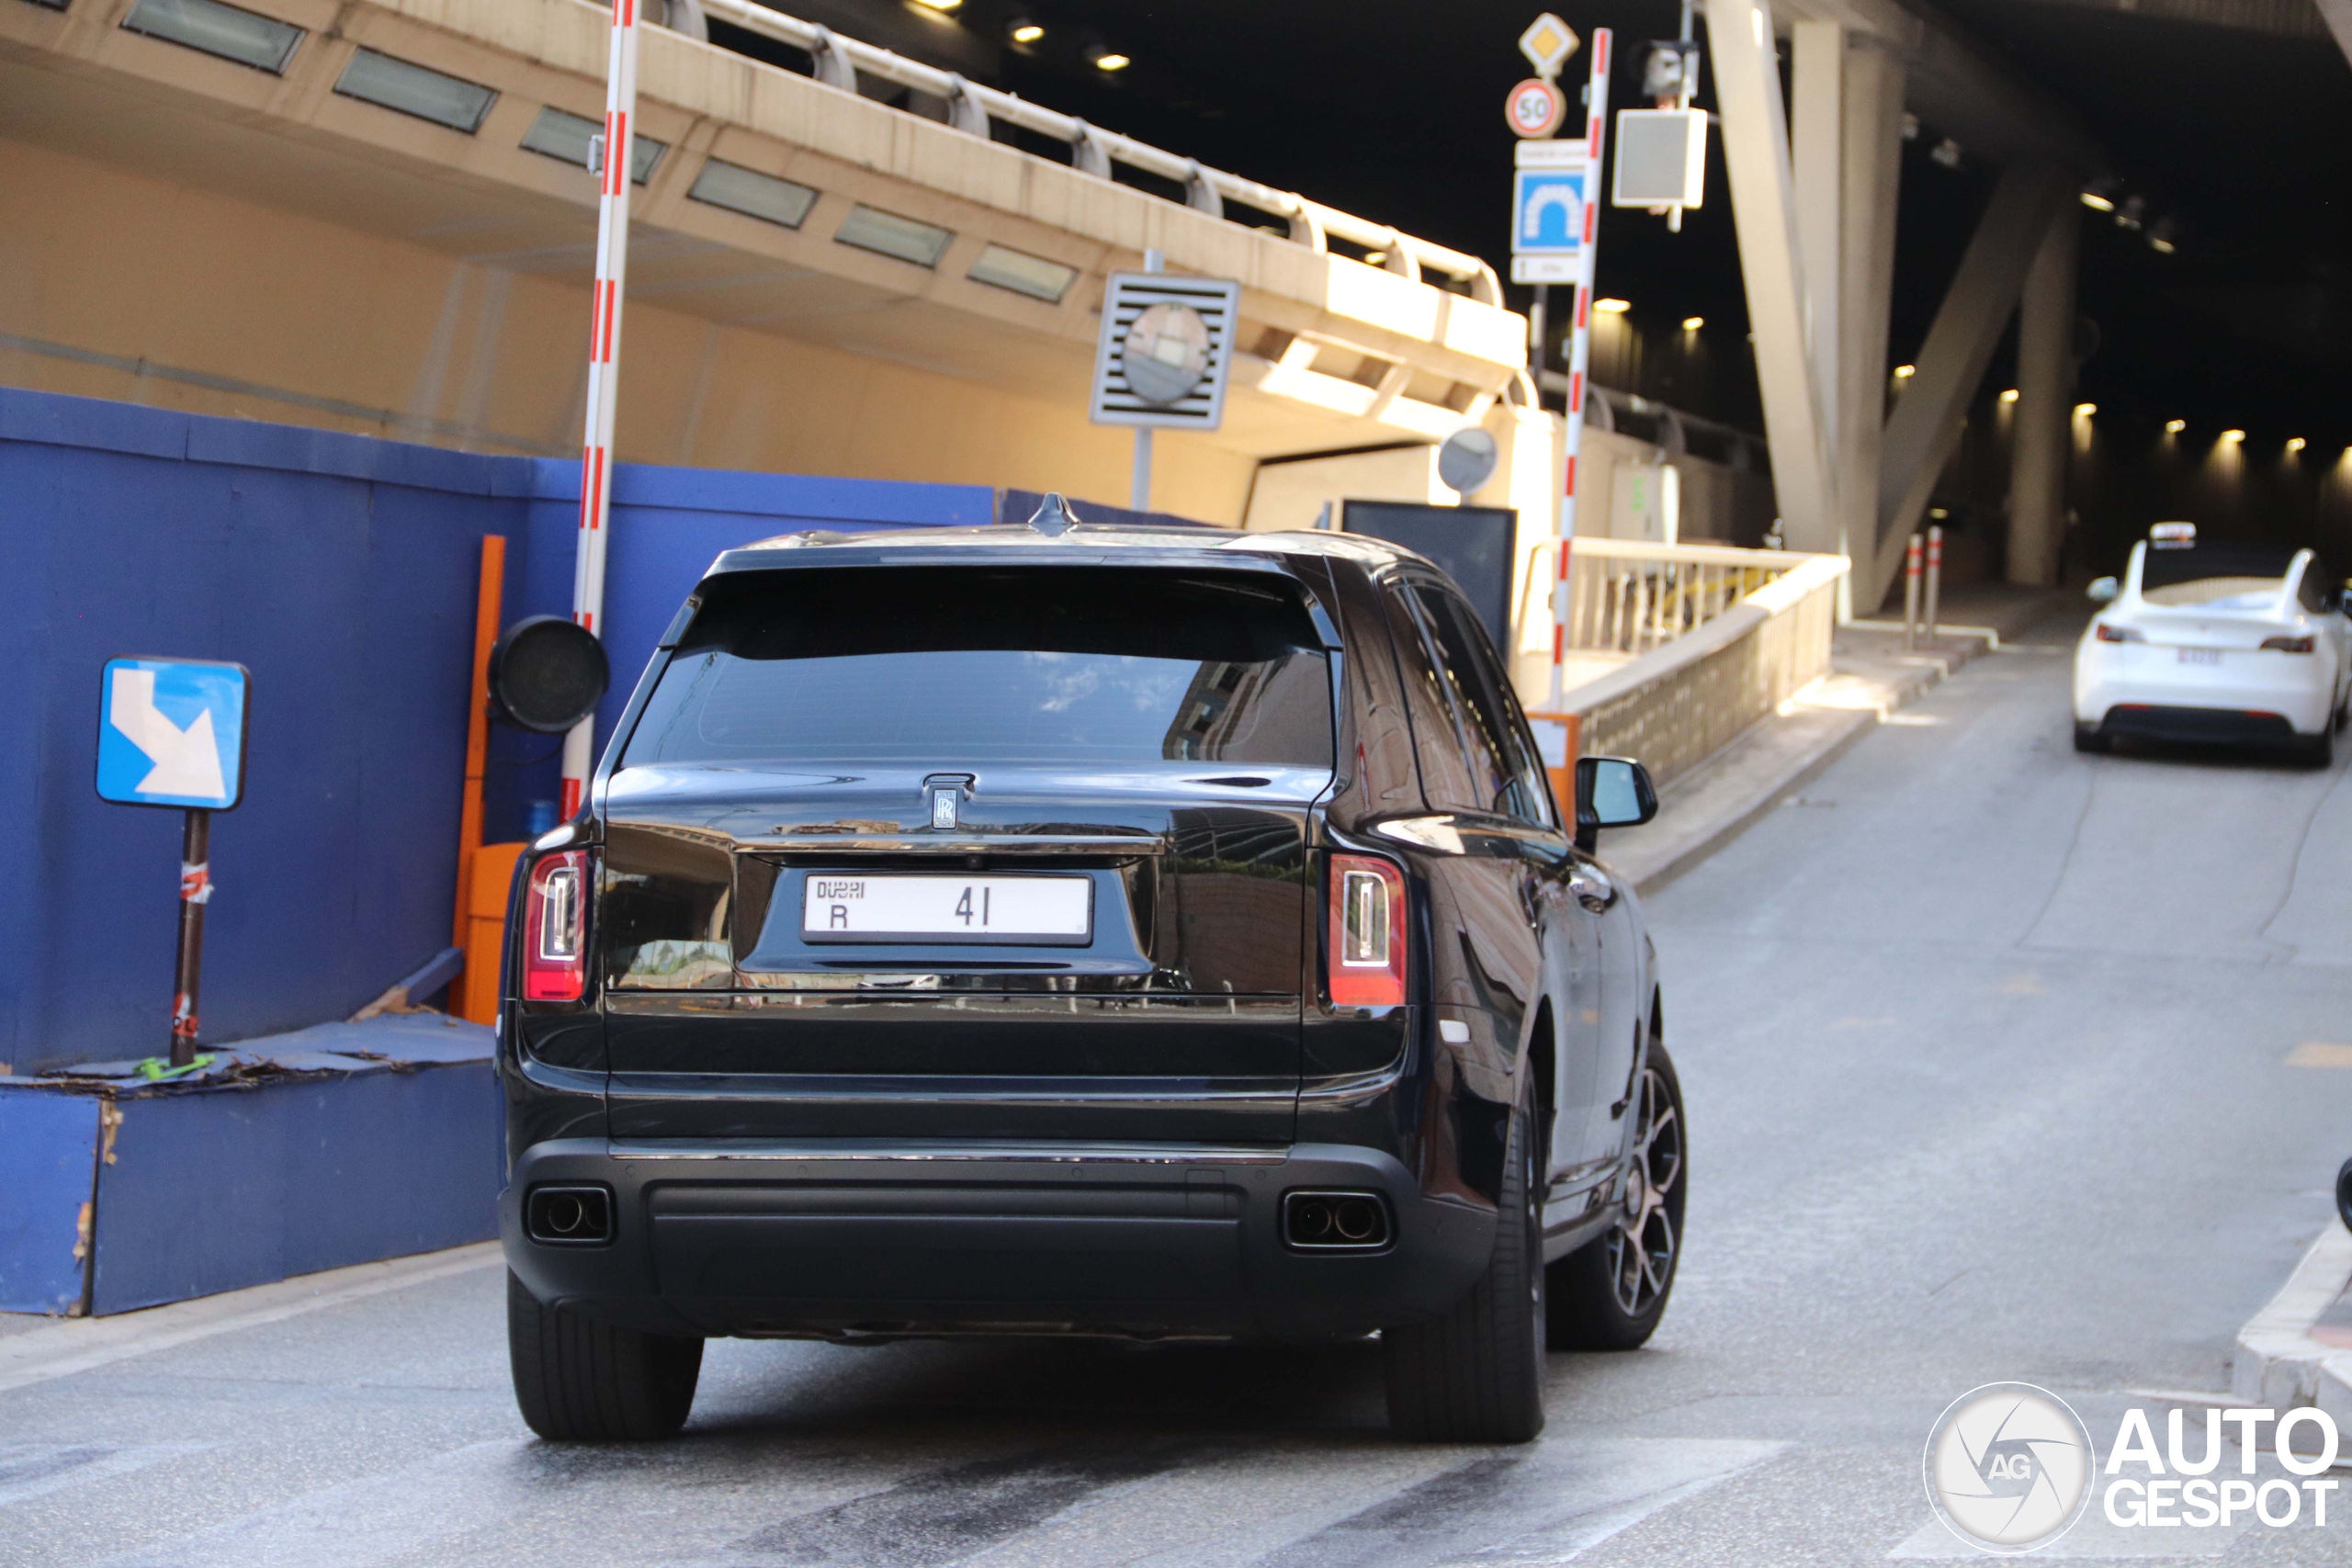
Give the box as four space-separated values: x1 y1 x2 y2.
1413 583 1553 826
1382 582 1480 810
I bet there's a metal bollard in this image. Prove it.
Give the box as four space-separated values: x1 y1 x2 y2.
1904 533 1924 651
1925 525 1943 645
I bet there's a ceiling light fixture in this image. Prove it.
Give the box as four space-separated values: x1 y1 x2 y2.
2165 419 2186 434
1928 508 1950 520
2221 428 2245 442
1091 51 1131 71
1893 365 1916 378
1012 22 1043 42
2074 403 2098 418
2079 191 2115 212
1594 298 1632 313
909 0 962 10
1998 389 2019 403
2288 437 2307 453
1681 316 1703 332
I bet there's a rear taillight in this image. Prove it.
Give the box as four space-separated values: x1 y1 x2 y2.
2095 622 2142 643
2261 635 2315 653
1328 853 1407 1008
523 851 589 1001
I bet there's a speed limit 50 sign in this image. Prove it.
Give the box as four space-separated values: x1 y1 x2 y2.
1505 78 1566 139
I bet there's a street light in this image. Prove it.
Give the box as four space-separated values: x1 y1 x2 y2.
1594 298 1631 313
2221 428 2245 443
1012 22 1044 42
2288 437 2307 454
1681 316 1703 332
1091 50 1130 71
2165 419 2186 434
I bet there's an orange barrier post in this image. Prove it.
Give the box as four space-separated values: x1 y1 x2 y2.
1525 709 1582 823
453 536 525 1024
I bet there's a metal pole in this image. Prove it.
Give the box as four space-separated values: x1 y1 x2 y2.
1925 524 1943 643
1549 27 1612 710
1903 532 1924 651
170 808 211 1067
558 0 642 824
1129 247 1165 515
1529 284 1549 382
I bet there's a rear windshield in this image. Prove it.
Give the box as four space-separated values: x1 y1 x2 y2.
623 566 1334 767
2140 545 2295 607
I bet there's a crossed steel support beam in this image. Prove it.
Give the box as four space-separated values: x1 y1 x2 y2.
1710 0 2100 614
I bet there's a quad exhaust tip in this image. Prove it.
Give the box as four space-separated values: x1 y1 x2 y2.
526 1184 614 1246
1283 1190 1392 1250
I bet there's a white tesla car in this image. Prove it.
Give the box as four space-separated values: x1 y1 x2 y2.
2075 524 2350 762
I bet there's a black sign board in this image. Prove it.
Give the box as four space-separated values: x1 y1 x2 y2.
1340 502 1520 652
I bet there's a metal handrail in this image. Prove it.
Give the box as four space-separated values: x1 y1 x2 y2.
691 0 1501 303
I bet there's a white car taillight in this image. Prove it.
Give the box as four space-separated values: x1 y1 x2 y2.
1328 853 1407 1008
2095 622 2142 643
524 851 589 1001
2261 635 2316 653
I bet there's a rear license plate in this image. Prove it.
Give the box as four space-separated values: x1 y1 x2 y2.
802 874 1091 942
2177 648 2222 666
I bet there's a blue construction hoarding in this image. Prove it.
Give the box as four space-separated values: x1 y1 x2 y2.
0 386 998 1078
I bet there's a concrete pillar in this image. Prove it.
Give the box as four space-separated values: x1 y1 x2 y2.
1834 43 1905 615
1706 0 1838 555
2007 205 2078 586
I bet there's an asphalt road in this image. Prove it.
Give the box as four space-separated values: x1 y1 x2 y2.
7 615 2352 1567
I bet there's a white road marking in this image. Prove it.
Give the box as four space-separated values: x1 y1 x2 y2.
0 1244 500 1395
0 1444 212 1508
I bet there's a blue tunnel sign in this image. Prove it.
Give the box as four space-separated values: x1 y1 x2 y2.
1513 167 1589 256
96 657 248 811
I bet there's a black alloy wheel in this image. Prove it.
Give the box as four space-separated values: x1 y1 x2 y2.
507 1270 705 1441
1382 1097 1548 1444
1547 1039 1686 1350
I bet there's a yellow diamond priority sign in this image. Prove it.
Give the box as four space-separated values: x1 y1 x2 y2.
1519 13 1581 82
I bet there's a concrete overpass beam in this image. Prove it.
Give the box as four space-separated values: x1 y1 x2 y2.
2007 202 2080 587
1708 0 1839 557
1872 162 2072 608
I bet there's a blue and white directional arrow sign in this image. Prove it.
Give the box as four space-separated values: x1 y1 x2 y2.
96 658 248 811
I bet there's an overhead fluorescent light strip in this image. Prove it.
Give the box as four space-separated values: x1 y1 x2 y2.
522 107 666 185
334 50 498 134
120 0 302 73
687 161 818 229
835 205 954 267
967 244 1077 304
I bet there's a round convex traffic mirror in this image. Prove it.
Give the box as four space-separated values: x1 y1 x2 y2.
1437 426 1500 498
488 616 609 734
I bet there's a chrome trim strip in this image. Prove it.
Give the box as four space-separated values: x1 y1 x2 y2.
608 1140 1289 1165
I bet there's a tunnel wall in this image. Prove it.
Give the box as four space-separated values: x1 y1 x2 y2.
0 387 992 1074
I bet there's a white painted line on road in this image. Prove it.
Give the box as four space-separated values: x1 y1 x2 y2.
91 1438 532 1568
0 1443 212 1508
0 1243 501 1396
1888 1505 2252 1557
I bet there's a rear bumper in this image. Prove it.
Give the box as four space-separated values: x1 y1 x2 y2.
500 1138 1497 1343
2075 646 2333 735
2084 704 2305 746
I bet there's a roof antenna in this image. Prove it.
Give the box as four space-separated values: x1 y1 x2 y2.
1026 492 1080 536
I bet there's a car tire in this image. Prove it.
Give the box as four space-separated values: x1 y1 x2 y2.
2073 723 2110 754
1383 1099 1546 1444
1546 1041 1686 1352
507 1269 704 1441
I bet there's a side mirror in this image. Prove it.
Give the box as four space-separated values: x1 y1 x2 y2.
2086 577 2119 604
1574 755 1657 852
489 616 610 735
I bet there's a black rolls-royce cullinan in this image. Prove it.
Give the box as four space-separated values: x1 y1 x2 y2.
499 502 1685 1445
